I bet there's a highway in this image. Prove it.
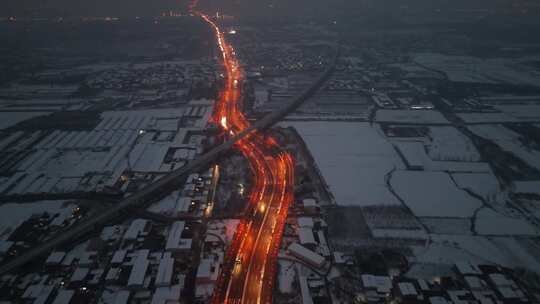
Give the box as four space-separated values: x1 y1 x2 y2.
197 13 295 304
0 15 336 280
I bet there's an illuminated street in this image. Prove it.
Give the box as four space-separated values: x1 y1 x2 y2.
196 11 295 304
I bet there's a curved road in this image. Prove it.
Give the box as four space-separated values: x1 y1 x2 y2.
197 13 295 304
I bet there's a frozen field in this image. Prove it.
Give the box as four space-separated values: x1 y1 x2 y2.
427 126 481 162
414 53 540 87
0 111 51 129
0 200 75 241
451 173 501 200
390 171 482 218
392 125 489 172
468 124 540 170
394 140 491 173
411 235 540 273
475 208 537 236
376 109 449 124
287 122 405 207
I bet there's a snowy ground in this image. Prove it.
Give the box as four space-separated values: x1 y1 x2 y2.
393 140 491 173
284 121 404 207
475 208 537 236
414 53 540 87
0 112 51 129
494 105 540 122
391 125 490 172
410 234 540 273
390 171 482 218
427 127 481 162
513 181 540 195
376 109 449 124
451 173 501 200
0 200 75 241
468 124 540 171
457 112 519 124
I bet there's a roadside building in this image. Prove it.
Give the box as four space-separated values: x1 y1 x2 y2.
111 250 128 265
166 221 192 253
70 267 89 287
302 198 319 213
127 252 150 289
196 258 220 284
52 289 75 304
155 252 174 287
287 243 325 269
22 284 55 304
361 274 392 301
123 219 150 242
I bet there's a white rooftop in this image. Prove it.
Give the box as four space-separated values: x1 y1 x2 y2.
127 255 149 287
111 250 127 264
123 219 148 240
288 243 325 268
45 251 66 265
52 289 74 304
71 267 89 282
430 297 451 304
151 285 182 304
398 282 418 296
455 262 482 275
166 221 192 251
298 227 316 245
302 198 317 207
297 217 314 228
361 274 392 293
113 290 130 304
155 252 174 287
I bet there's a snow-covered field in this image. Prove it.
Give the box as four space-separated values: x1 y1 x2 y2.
494 105 540 122
457 112 518 124
414 53 540 87
421 218 472 235
376 110 449 124
391 171 482 218
513 181 540 195
457 106 540 124
411 234 540 273
0 200 75 241
427 127 481 162
392 125 489 173
475 208 537 236
286 122 405 207
451 173 501 200
468 124 540 170
0 112 51 129
394 140 491 173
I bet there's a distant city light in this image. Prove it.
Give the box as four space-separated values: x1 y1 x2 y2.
228 29 237 35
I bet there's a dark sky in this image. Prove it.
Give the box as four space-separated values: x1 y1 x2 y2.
1 0 187 17
0 0 531 18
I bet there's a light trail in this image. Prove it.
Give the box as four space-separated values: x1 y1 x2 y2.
190 4 295 304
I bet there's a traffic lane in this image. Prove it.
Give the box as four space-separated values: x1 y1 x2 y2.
242 154 291 303
219 140 275 303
